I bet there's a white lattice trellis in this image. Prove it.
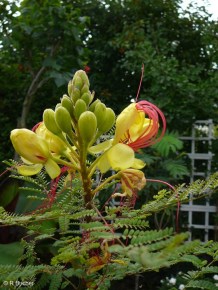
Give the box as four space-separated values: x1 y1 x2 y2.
180 119 216 241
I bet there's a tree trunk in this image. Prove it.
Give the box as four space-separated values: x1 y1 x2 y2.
17 66 46 128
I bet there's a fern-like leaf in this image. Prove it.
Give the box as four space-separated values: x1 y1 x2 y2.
186 280 218 289
162 159 189 179
152 131 183 157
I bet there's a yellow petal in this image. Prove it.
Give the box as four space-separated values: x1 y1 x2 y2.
128 112 145 141
36 123 68 155
111 259 127 265
21 157 34 165
113 103 138 144
87 257 105 274
89 139 113 154
97 153 111 173
17 164 43 176
107 144 135 171
44 159 61 179
132 158 145 169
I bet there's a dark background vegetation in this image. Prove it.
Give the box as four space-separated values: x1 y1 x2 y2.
0 1 217 288
0 0 217 166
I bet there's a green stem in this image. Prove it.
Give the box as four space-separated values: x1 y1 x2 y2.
52 156 79 171
63 139 79 160
92 172 120 196
92 203 125 247
87 154 103 177
67 131 79 151
63 151 79 168
77 136 94 207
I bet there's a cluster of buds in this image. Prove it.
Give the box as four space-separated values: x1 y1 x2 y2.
10 69 166 199
42 70 115 149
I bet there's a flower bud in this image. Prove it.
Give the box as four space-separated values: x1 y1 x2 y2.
43 109 62 135
74 75 83 90
71 87 81 104
74 99 87 121
120 169 146 197
81 84 89 95
68 80 73 98
81 92 92 105
94 102 106 126
78 111 97 145
89 99 100 112
55 103 61 109
61 94 74 118
76 70 90 87
73 70 89 88
55 106 72 134
98 108 115 134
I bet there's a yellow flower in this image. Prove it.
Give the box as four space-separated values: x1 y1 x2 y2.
87 242 125 274
113 101 166 151
113 169 146 197
35 122 68 156
89 100 165 173
10 129 60 179
95 143 144 174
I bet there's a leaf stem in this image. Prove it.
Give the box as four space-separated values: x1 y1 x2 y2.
92 172 120 196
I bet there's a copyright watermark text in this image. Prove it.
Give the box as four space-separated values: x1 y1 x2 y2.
1 281 34 288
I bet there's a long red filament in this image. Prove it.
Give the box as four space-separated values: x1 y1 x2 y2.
126 100 166 151
135 64 145 102
147 178 180 233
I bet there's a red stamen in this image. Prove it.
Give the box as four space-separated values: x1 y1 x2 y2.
32 122 42 132
0 169 10 178
135 64 144 102
48 166 70 203
127 100 166 151
147 178 180 233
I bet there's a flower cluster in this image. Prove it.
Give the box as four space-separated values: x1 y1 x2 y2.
10 70 166 199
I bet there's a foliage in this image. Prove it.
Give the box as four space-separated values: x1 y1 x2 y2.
74 0 218 130
0 171 218 289
0 0 89 169
1 0 218 173
1 70 218 289
136 130 189 214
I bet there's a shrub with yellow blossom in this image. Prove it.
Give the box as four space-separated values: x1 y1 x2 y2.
10 69 166 202
5 70 218 290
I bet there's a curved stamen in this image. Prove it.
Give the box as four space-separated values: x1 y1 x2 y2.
127 100 166 150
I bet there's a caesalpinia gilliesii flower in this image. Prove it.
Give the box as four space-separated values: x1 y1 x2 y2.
113 169 146 198
89 100 166 173
35 122 69 156
113 100 166 151
10 128 61 179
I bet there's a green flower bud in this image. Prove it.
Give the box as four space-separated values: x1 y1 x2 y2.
71 87 81 104
55 106 72 134
94 102 106 126
74 99 87 121
74 75 83 90
68 80 73 97
76 70 90 87
72 70 89 89
81 91 92 105
61 94 74 118
55 103 61 110
81 84 89 95
89 99 100 112
99 108 115 133
43 109 62 135
78 111 97 145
